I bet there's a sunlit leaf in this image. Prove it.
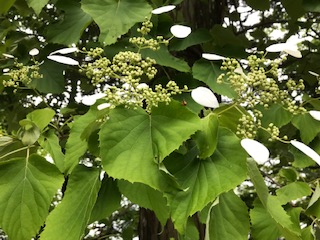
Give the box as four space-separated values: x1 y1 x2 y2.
99 101 200 190
0 155 63 240
207 191 250 240
41 165 100 240
26 0 49 15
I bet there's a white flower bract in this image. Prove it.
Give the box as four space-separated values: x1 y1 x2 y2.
266 42 302 58
309 111 320 121
290 140 320 166
2 53 14 58
29 48 39 56
47 55 79 65
50 47 79 55
170 25 192 38
241 139 270 164
152 5 176 14
191 87 219 108
82 93 106 106
202 53 226 61
97 103 111 110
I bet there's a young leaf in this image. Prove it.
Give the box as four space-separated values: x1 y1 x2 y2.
0 155 64 240
40 165 101 240
26 0 49 15
99 101 201 190
27 108 55 131
207 191 250 240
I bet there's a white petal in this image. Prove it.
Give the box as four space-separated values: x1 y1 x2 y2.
191 87 219 108
309 111 320 121
2 53 14 58
266 43 302 58
82 93 106 106
202 53 226 61
97 103 111 110
152 5 176 14
3 68 10 73
170 25 191 38
29 48 39 56
241 139 270 164
50 47 79 55
47 55 79 65
291 140 320 165
309 71 319 77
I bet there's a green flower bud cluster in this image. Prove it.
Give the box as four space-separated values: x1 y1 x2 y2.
3 61 42 89
236 110 262 138
103 81 187 113
219 54 306 114
137 18 153 35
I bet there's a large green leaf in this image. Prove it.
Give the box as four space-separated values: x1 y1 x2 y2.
32 60 66 94
259 104 292 128
250 200 282 240
192 59 237 98
167 127 247 232
141 45 190 72
194 113 219 159
38 130 65 173
46 0 92 45
64 107 107 174
81 0 152 45
40 165 101 240
0 154 63 240
26 0 49 15
170 28 213 51
245 0 270 10
118 180 170 225
99 101 200 190
276 182 311 205
89 176 121 223
303 0 320 12
206 191 250 240
247 159 301 239
292 113 320 144
0 0 16 14
281 0 305 19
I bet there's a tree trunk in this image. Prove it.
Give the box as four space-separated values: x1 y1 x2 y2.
138 208 205 240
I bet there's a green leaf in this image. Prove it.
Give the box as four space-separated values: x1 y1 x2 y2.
17 122 40 146
0 154 63 240
281 0 305 19
81 0 152 45
301 226 316 240
245 0 270 10
276 182 311 205
247 159 301 239
32 60 66 94
65 107 106 174
170 28 213 51
192 59 237 98
250 200 282 240
279 167 299 182
167 127 247 232
141 45 190 72
206 191 250 240
99 101 200 190
26 0 49 15
46 0 92 45
38 130 65 173
40 165 101 240
0 0 16 14
118 180 170 225
211 25 249 48
292 113 320 144
303 0 320 12
27 108 55 131
89 176 121 223
306 183 320 218
214 104 243 132
259 104 292 127
194 113 219 159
